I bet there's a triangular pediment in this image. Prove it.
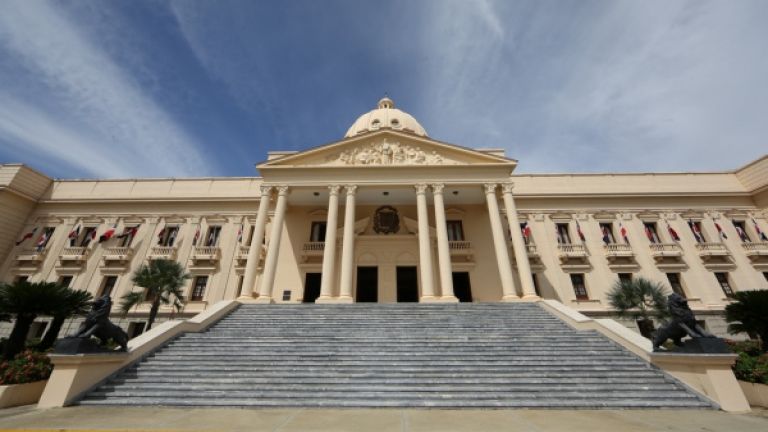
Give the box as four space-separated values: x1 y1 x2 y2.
258 131 516 169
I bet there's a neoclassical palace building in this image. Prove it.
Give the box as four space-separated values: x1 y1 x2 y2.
1 97 767 338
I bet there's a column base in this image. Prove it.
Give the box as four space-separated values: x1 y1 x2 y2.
253 296 274 304
315 296 338 304
237 296 261 304
318 296 354 304
437 296 459 303
501 295 523 302
520 294 541 302
419 296 440 303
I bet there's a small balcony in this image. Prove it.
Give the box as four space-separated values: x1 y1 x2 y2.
301 241 325 262
695 242 731 259
525 243 539 258
449 241 474 262
236 245 250 262
604 243 634 259
58 247 88 267
102 246 133 262
557 243 588 259
16 248 47 268
743 242 768 259
191 246 221 262
148 246 177 260
649 243 683 260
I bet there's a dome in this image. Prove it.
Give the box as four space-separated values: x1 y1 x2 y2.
344 97 427 138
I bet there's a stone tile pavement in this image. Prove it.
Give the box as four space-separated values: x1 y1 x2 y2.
0 406 767 431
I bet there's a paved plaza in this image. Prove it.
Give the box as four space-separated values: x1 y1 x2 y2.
1 406 767 431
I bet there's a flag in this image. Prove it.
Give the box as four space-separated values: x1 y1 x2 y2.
688 219 703 243
667 222 681 241
753 218 768 241
157 227 166 245
601 226 611 245
237 224 243 243
192 225 200 246
36 230 49 252
521 222 531 242
620 223 629 243
575 221 586 242
116 225 138 239
15 228 37 246
68 224 81 246
733 220 749 242
89 227 97 241
99 224 117 243
714 222 727 240
644 225 654 242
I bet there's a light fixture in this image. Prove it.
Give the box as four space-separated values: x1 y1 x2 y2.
313 192 319 197
383 191 389 196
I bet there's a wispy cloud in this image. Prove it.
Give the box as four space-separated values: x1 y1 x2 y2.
0 1 211 178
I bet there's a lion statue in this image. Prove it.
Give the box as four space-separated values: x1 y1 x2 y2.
652 293 713 351
72 294 129 352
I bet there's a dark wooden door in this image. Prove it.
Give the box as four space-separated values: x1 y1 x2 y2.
452 272 473 302
356 267 378 303
302 273 322 303
397 266 419 303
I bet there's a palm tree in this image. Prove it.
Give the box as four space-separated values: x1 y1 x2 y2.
725 290 768 353
607 277 669 339
0 281 63 359
38 287 93 350
120 259 190 331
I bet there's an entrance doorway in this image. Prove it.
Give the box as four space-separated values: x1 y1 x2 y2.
397 266 419 302
302 273 321 303
452 272 473 302
356 267 378 302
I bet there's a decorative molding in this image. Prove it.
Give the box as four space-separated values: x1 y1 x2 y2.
679 210 704 220
483 183 497 195
307 209 328 217
574 213 589 222
275 185 290 195
621 213 633 221
501 182 514 194
533 213 546 222
414 184 429 194
445 207 466 217
549 212 572 221
344 184 358 195
431 183 445 194
322 138 460 166
328 185 341 195
635 211 660 221
591 212 616 221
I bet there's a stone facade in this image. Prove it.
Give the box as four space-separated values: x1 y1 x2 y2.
1 98 767 339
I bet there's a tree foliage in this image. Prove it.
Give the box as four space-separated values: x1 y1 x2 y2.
607 277 670 321
0 281 68 359
725 290 768 353
120 259 189 331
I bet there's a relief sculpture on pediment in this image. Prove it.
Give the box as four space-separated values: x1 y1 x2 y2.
323 139 457 166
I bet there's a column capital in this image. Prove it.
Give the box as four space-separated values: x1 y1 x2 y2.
275 185 290 195
501 182 515 194
483 183 498 195
259 184 274 195
344 185 358 195
431 183 445 194
328 185 341 196
415 184 429 194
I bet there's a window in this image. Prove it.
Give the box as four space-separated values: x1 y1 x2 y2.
688 221 706 243
27 322 48 340
191 276 208 301
310 222 327 242
520 223 533 244
120 226 138 247
570 274 588 300
282 290 292 301
58 275 74 288
236 275 244 297
618 273 633 284
80 227 97 247
764 272 768 283
98 276 118 297
205 226 221 247
666 273 686 298
159 226 180 247
556 223 572 244
732 220 751 242
447 221 465 242
246 225 255 244
643 222 661 243
127 322 146 339
599 223 616 244
715 273 734 298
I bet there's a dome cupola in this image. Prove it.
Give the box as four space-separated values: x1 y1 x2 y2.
344 97 427 138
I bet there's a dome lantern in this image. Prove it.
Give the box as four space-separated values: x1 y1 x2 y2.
344 97 427 138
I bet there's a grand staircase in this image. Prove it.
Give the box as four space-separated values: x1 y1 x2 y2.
79 303 712 408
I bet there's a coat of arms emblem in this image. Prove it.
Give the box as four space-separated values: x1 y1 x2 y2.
373 206 400 234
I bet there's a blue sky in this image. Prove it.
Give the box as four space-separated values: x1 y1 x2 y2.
0 0 766 179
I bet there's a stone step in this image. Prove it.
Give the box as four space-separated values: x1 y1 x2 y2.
111 376 671 385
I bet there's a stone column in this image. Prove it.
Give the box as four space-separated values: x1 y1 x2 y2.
317 185 341 303
484 183 519 300
501 182 539 300
337 185 357 303
416 184 436 301
431 184 457 302
239 185 272 299
255 185 289 304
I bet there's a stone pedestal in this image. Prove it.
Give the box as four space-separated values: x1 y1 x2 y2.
53 337 123 355
38 353 128 408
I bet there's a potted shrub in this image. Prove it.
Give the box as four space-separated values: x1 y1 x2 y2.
607 277 669 339
726 290 768 407
0 350 52 408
